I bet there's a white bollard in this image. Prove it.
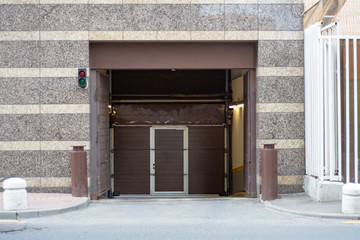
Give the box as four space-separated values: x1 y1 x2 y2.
3 178 28 211
342 183 360 214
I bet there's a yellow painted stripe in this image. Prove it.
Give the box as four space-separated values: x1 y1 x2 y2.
343 221 360 224
0 220 25 223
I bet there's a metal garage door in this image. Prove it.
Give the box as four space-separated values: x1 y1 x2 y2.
113 127 150 194
114 125 224 195
189 126 225 194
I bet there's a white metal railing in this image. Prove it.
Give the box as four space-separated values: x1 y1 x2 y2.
305 22 360 183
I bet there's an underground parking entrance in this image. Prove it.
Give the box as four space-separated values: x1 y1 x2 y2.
89 42 257 198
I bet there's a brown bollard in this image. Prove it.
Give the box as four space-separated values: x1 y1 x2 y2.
70 146 88 197
261 144 278 201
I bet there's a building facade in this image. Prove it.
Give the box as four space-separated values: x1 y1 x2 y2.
0 0 304 197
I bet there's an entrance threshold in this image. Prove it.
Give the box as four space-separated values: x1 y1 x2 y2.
114 194 219 200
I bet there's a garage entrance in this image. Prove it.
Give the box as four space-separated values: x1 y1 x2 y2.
90 42 257 197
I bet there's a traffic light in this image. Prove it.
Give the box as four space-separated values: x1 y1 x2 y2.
78 69 87 88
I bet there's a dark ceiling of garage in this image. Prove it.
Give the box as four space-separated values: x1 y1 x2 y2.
111 70 226 97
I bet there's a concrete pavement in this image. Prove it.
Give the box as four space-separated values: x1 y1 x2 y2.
265 193 360 219
0 193 89 219
1 192 360 220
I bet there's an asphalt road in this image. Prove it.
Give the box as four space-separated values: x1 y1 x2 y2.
1 198 360 240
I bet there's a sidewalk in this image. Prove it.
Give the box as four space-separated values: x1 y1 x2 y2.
1 192 359 220
0 193 89 219
265 193 360 219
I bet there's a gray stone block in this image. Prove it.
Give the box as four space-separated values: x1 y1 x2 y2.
0 151 41 177
278 184 304 194
40 4 89 31
225 4 258 31
39 41 89 68
39 77 90 104
0 78 40 105
0 4 39 31
41 151 71 177
155 4 191 31
122 4 158 31
191 4 224 31
258 40 304 67
0 115 41 141
41 114 90 141
257 76 304 103
257 112 305 139
259 4 303 31
0 41 39 68
89 4 124 31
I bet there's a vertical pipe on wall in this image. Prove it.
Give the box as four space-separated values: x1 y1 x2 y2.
346 38 350 183
354 39 358 184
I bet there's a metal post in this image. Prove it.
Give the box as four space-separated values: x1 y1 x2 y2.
70 146 88 197
261 144 277 201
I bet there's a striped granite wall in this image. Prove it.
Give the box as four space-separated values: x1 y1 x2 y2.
0 0 304 194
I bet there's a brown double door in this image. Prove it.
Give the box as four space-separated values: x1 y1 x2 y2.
114 126 224 195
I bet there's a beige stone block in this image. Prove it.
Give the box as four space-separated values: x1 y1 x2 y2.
0 105 40 115
257 103 304 113
0 0 39 3
259 31 304 40
258 175 304 185
89 31 123 41
157 31 191 40
40 0 88 3
278 175 304 185
24 178 41 188
0 31 39 41
0 68 40 78
225 31 258 40
123 0 156 3
191 0 224 4
40 68 88 77
225 0 257 3
257 67 304 77
257 139 304 149
157 0 190 3
0 141 41 151
40 104 90 114
191 31 224 41
89 0 123 3
40 31 88 41
41 177 71 188
258 0 303 4
40 141 90 151
123 31 157 40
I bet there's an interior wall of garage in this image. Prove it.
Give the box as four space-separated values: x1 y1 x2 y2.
231 75 245 193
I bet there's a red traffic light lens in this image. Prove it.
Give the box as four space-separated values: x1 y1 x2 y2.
79 70 86 77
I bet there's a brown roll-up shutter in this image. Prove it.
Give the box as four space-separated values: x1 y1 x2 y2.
188 126 225 194
114 127 150 194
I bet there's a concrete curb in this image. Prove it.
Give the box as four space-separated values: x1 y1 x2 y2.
0 197 89 220
264 201 360 219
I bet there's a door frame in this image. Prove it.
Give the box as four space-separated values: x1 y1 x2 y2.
150 126 189 195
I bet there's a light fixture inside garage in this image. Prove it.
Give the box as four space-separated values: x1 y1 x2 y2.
229 100 244 109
